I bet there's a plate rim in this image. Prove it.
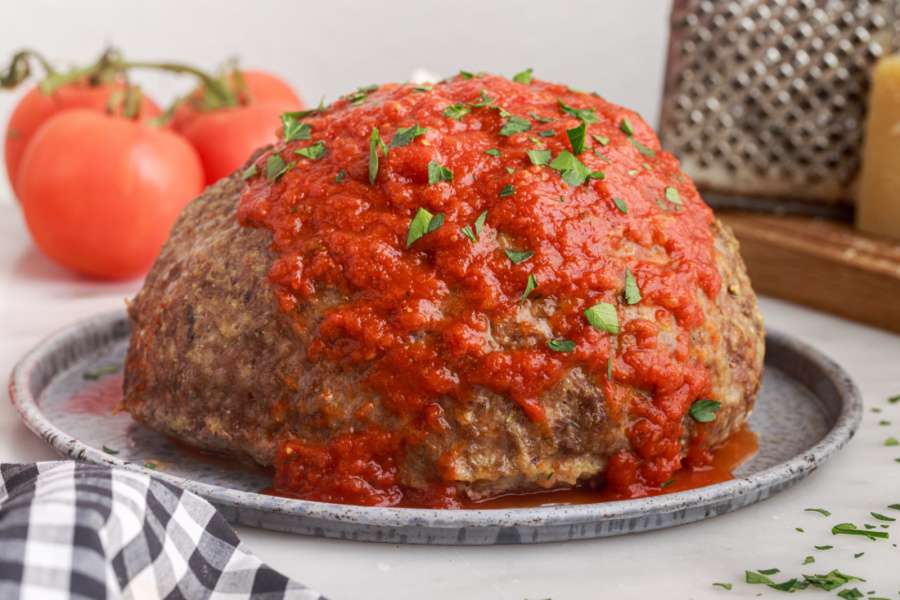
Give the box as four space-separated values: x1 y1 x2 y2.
8 309 863 531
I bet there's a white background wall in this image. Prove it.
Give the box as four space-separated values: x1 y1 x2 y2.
0 0 671 204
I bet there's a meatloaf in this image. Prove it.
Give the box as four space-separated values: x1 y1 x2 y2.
124 73 764 507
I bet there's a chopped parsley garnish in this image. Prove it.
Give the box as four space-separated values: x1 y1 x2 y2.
471 89 496 108
460 211 487 242
459 70 477 80
589 171 605 180
550 150 591 186
711 582 732 590
474 211 487 236
406 208 443 247
512 68 534 84
427 160 453 184
796 527 804 532
689 399 721 423
547 338 576 352
294 141 326 160
520 273 537 303
660 479 673 488
504 248 533 264
390 124 428 148
266 154 293 181
853 552 865 558
879 420 891 425
814 545 833 550
624 269 641 304
885 437 899 447
528 149 552 166
529 112 555 124
757 568 780 576
665 186 682 206
803 555 815 565
805 507 832 516
888 394 900 404
369 127 388 185
584 302 619 334
889 504 900 510
871 512 896 521
631 138 655 157
241 164 258 180
558 99 598 123
499 184 515 197
443 103 471 120
413 84 433 92
745 571 775 585
607 357 613 380
832 522 889 540
538 129 555 138
345 84 378 105
335 169 347 183
613 197 629 214
144 461 158 470
506 166 516 175
485 148 501 157
102 445 119 455
281 112 312 142
803 570 865 591
620 117 635 136
500 115 532 136
837 589 864 599
592 134 610 146
567 121 587 154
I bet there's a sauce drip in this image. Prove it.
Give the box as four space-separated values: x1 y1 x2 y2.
237 74 723 506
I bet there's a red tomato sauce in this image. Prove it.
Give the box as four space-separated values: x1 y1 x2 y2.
238 74 721 507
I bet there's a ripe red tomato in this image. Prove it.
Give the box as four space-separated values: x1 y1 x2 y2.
171 69 302 133
4 81 161 195
182 100 298 185
17 109 203 280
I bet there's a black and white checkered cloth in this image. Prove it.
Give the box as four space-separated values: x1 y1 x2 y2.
0 461 326 600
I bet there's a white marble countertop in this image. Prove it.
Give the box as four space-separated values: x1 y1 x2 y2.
1 203 898 599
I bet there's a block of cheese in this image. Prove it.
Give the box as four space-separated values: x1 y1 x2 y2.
857 55 900 241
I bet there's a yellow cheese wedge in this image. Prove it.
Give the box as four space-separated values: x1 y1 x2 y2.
857 55 900 241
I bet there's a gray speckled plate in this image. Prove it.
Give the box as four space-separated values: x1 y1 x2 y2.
9 310 861 545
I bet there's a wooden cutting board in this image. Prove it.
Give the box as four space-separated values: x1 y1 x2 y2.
719 211 900 334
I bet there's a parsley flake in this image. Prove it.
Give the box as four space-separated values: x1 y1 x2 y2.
712 582 732 590
369 127 387 185
584 302 619 334
335 169 347 183
499 184 515 197
443 103 471 120
538 129 555 138
624 269 641 304
832 522 889 540
567 121 587 154
528 149 552 166
266 154 293 181
593 134 610 146
504 248 533 264
512 68 534 84
406 208 443 247
665 186 682 206
550 150 591 186
241 164 258 180
102 445 119 455
620 117 635 136
390 124 427 148
631 138 656 157
547 338 575 352
294 141 326 160
613 197 629 214
558 99 598 123
689 399 721 423
428 160 453 184
871 512 896 522
803 555 815 565
805 508 832 516
500 115 532 136
885 437 899 447
529 112 555 124
281 112 312 142
485 148 501 157
520 273 537 303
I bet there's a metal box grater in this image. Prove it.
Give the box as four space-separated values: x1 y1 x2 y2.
658 0 900 214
